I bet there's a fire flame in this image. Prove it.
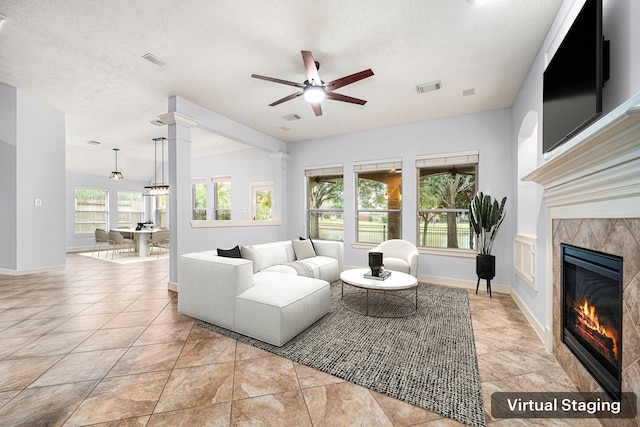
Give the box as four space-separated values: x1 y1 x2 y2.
578 300 618 358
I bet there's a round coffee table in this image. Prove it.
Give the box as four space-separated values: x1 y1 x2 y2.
339 268 418 317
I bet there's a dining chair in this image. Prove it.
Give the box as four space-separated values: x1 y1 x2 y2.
108 230 136 259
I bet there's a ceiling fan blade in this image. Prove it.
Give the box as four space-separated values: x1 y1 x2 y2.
301 51 322 85
251 74 305 88
326 69 374 91
310 102 323 116
324 92 367 105
269 91 303 106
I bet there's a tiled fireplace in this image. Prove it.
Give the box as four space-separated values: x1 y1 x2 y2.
526 93 640 426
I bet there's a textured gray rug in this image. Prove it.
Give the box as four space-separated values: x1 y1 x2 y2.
197 281 486 426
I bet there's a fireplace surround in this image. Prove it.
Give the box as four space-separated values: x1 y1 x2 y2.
525 92 640 425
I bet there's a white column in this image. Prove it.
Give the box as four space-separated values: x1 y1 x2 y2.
158 112 197 287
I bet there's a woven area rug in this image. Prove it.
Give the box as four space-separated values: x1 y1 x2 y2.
78 250 168 264
197 281 486 426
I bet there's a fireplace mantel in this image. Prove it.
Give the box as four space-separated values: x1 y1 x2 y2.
524 92 640 211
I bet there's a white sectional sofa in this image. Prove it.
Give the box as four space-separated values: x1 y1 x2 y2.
178 239 343 346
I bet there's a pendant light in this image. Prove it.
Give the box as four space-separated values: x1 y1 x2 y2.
144 137 169 196
110 148 124 180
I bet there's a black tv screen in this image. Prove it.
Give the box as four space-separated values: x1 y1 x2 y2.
543 0 604 153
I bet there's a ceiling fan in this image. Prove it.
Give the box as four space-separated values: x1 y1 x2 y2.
251 50 374 117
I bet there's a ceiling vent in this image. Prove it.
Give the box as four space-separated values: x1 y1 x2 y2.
417 81 442 94
142 53 166 67
279 126 291 131
282 113 301 121
463 88 476 97
87 140 102 145
150 119 165 126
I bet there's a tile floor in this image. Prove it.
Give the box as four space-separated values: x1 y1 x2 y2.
0 254 601 426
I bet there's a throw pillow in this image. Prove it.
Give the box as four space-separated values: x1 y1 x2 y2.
299 236 316 251
217 245 242 258
292 238 316 260
241 245 262 273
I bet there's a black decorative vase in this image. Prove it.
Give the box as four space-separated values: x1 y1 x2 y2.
475 254 495 298
368 252 384 277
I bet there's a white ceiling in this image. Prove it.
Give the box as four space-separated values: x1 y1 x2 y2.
0 0 562 181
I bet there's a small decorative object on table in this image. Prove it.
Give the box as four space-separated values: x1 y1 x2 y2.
143 221 154 229
368 252 384 277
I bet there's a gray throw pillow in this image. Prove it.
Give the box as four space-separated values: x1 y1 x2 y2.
292 239 316 260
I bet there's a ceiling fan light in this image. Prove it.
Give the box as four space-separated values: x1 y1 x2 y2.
303 86 325 103
110 171 123 180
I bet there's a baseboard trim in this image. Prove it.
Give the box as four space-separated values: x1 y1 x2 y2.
0 264 65 276
509 288 550 350
168 281 178 292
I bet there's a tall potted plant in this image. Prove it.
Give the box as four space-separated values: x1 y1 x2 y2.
469 192 507 297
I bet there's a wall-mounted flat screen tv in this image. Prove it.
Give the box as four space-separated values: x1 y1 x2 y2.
543 0 607 154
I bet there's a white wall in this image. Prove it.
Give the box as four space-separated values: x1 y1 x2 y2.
287 108 513 286
65 173 151 252
511 0 640 327
0 83 66 272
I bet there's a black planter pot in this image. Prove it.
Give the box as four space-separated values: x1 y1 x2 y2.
475 254 495 298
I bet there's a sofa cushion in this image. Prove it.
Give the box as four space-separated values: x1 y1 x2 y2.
292 239 316 260
217 245 242 258
241 246 262 273
251 241 295 269
236 273 330 346
299 256 340 282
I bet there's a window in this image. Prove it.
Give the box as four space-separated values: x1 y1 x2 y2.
212 176 231 220
117 191 143 229
306 165 344 241
355 160 402 243
250 181 274 221
416 152 478 250
155 195 167 228
74 188 108 233
192 178 207 220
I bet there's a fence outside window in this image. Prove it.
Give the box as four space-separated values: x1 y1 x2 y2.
417 208 472 249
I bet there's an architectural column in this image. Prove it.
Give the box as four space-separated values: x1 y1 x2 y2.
158 111 197 288
270 152 289 241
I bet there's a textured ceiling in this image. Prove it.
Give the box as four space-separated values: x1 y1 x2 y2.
0 0 562 181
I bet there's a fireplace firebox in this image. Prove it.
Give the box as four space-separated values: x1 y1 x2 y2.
561 244 623 400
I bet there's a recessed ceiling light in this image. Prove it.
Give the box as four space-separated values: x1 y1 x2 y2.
279 125 291 131
416 81 442 94
0 13 7 30
462 88 476 97
142 53 167 67
467 0 486 5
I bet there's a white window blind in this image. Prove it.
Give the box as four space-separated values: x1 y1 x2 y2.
305 165 343 176
415 151 478 168
353 159 402 173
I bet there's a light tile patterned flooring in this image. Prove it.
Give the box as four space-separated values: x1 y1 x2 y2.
0 254 599 426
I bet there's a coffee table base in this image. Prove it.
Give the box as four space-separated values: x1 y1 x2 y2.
340 281 417 318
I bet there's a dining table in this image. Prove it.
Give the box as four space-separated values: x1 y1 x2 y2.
112 227 161 257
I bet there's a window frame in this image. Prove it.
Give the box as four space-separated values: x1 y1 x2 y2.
354 159 403 244
116 191 144 229
191 177 208 220
211 175 231 220
415 151 478 256
305 165 344 241
74 187 109 235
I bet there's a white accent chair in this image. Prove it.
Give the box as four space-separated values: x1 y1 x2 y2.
370 239 419 277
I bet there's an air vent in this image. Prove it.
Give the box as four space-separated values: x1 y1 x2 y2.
149 119 165 126
282 113 301 121
463 88 476 97
87 140 102 145
417 81 442 94
279 126 291 131
142 53 167 67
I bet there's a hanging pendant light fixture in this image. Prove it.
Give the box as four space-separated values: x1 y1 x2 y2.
110 148 124 180
144 137 169 196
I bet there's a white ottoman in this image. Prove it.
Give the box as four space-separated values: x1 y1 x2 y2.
235 272 330 346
